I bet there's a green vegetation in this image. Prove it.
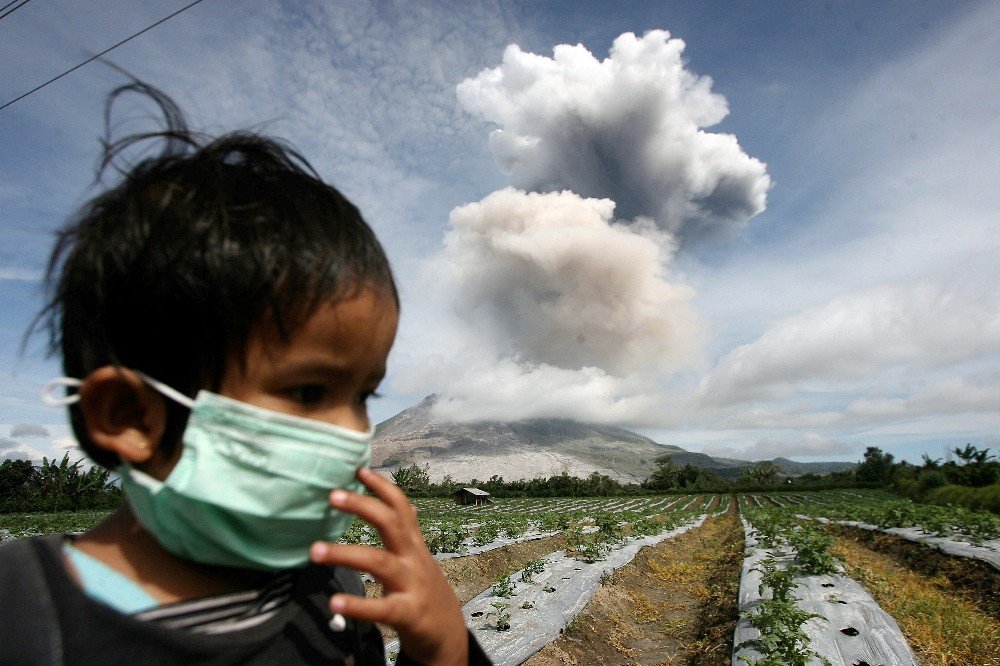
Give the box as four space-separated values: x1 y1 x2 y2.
490 601 511 631
0 509 111 541
787 489 1000 545
886 444 999 513
738 595 828 666
0 454 121 513
520 558 546 583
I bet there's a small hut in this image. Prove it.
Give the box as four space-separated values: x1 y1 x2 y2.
452 487 492 506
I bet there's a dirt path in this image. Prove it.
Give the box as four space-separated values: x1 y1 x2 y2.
830 530 1000 665
524 500 743 666
828 524 1000 620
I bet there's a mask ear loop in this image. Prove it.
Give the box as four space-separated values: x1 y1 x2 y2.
135 372 196 410
42 377 83 406
41 373 197 411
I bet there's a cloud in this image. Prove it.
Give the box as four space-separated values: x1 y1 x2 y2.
0 437 19 451
704 433 855 460
457 30 770 248
0 267 44 282
2 450 34 462
10 423 50 438
426 358 675 427
443 188 698 376
696 280 1000 407
846 376 1000 421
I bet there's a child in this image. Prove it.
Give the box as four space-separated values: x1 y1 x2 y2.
0 82 489 665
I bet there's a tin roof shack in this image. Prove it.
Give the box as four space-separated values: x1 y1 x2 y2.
453 487 492 506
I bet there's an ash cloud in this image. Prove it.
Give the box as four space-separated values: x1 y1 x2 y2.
457 30 770 248
444 188 698 376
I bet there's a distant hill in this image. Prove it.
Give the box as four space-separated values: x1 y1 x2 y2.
372 396 855 483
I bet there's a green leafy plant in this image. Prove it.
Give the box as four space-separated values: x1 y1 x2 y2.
738 598 828 666
492 575 516 598
787 528 838 575
491 601 511 631
473 520 502 546
520 558 545 583
755 559 797 602
423 524 465 554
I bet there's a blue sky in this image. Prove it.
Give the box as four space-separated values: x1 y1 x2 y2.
1 1 997 467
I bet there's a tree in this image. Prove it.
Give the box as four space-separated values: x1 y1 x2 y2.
390 464 431 495
0 459 37 510
855 447 895 484
642 455 681 491
946 444 998 487
739 461 780 486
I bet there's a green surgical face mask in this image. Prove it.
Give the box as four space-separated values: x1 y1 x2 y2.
44 374 373 570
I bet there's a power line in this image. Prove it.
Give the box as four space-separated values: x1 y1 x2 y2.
0 0 33 22
0 0 206 112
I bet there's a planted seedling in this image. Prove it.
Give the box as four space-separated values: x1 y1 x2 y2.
493 575 516 598
491 601 511 632
520 558 545 583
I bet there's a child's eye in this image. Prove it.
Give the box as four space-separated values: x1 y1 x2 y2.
289 385 327 405
358 390 382 405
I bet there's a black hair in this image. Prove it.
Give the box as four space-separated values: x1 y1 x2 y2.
33 82 398 470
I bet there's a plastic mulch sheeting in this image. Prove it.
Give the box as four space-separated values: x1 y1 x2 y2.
435 529 563 561
734 518 918 666
804 515 1000 572
386 511 719 666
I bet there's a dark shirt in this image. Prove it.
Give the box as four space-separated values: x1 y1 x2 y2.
0 534 490 665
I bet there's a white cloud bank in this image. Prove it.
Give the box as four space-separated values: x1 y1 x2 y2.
704 433 856 461
457 30 771 247
696 280 1000 408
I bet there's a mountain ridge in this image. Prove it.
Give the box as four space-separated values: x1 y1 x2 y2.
371 396 855 482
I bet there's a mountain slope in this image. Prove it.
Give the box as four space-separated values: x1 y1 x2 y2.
371 396 854 483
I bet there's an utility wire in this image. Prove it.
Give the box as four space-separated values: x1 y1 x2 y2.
0 0 206 112
0 0 32 22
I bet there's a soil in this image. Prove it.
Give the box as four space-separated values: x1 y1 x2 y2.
827 524 1000 620
524 499 744 666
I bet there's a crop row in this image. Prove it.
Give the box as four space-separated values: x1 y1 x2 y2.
758 490 1000 544
344 494 722 556
737 502 917 666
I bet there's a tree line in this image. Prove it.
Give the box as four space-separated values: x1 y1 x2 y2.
390 443 998 513
853 443 998 512
3 442 995 514
390 457 872 498
0 454 121 513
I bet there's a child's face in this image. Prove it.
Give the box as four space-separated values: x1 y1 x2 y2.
217 287 399 433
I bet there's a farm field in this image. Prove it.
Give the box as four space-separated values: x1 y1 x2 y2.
2 490 998 664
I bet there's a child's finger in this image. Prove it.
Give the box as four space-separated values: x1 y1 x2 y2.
356 467 415 516
329 592 408 627
309 542 402 582
329 490 412 552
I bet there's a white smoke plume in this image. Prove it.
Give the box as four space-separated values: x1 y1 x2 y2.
457 30 770 247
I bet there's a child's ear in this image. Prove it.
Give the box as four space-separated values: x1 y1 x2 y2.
77 366 167 464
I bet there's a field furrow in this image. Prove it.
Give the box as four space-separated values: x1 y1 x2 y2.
524 501 743 666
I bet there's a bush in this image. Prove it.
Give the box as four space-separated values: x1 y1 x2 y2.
925 484 1000 514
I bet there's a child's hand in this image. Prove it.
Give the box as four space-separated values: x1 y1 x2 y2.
310 467 469 666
